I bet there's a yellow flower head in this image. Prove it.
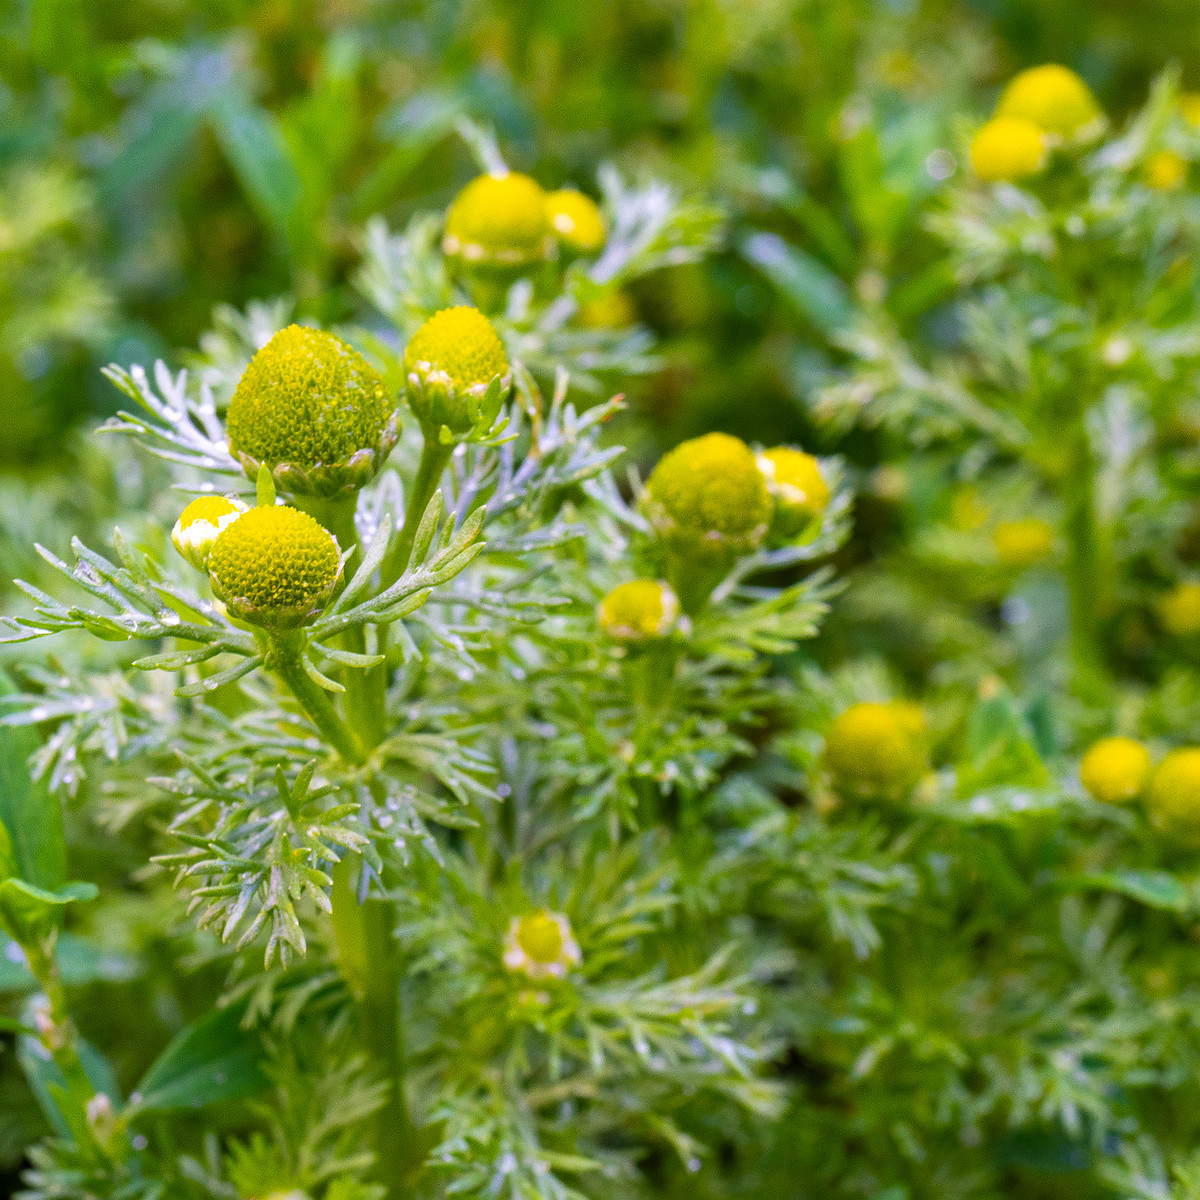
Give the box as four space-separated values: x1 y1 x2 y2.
757 447 830 537
443 171 553 269
993 518 1055 568
597 580 681 641
502 910 581 979
1079 736 1152 804
208 505 341 629
1159 581 1200 636
403 306 510 435
824 701 928 802
226 325 395 497
575 289 636 330
644 433 772 567
171 495 247 570
1144 150 1188 191
545 188 606 253
969 117 1048 182
996 64 1102 140
1146 747 1200 843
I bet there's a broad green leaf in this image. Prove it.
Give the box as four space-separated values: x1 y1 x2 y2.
0 932 139 993
0 879 97 945
131 1003 267 1114
1062 869 1190 912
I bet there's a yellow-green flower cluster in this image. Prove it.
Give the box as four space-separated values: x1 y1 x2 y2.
597 580 681 641
502 910 581 979
226 325 396 497
824 701 928 803
402 306 510 436
1078 736 1200 844
207 504 342 629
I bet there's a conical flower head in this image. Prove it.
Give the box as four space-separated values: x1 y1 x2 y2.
443 172 553 270
969 117 1047 182
996 64 1102 141
208 505 342 629
226 325 397 498
403 306 510 435
645 433 771 567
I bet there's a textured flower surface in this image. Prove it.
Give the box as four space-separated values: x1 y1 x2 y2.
443 171 552 267
1147 748 1200 842
225 325 395 496
995 63 1102 139
502 911 581 980
1080 737 1152 804
597 579 680 640
171 495 247 570
969 117 1047 182
824 701 927 802
757 446 829 536
208 504 341 628
545 188 606 252
645 432 771 566
993 518 1055 568
403 306 510 434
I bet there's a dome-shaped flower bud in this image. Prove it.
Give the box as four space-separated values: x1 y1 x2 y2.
992 518 1055 568
208 505 342 630
597 580 682 641
545 188 606 254
226 325 396 498
1080 736 1152 805
1158 581 1200 636
171 495 248 570
1144 149 1188 191
824 701 928 802
757 447 830 537
403 306 511 436
969 117 1048 182
1146 748 1200 843
644 433 772 568
995 64 1102 141
502 910 581 980
443 172 553 271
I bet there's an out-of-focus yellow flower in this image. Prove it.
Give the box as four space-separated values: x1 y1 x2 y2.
757 447 830 537
575 289 636 330
970 117 1048 182
1079 736 1152 804
1146 748 1200 843
644 433 772 568
597 580 681 641
171 495 248 570
824 701 928 802
949 486 988 531
995 64 1102 140
992 519 1055 568
502 910 581 979
1144 150 1188 191
443 172 553 269
545 189 606 253
1158 581 1200 636
1181 93 1200 127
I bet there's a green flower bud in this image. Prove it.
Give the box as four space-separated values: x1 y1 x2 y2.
825 701 928 802
208 505 342 630
597 580 681 641
403 306 510 436
1147 748 1200 843
502 910 581 979
644 433 771 568
226 325 397 498
443 172 554 271
171 495 248 570
545 188 606 254
757 447 830 538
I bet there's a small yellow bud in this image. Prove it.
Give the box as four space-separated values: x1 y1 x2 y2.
757 447 830 537
1144 150 1188 191
644 433 772 568
824 701 927 802
1079 736 1152 804
208 505 341 629
403 306 509 435
970 117 1048 182
992 518 1055 568
503 911 581 979
1146 748 1200 843
545 188 606 253
597 580 681 641
1158 581 1200 636
226 325 395 497
995 64 1102 140
443 172 553 269
171 495 248 570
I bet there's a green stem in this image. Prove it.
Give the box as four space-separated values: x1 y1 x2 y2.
271 633 366 765
1062 423 1106 678
381 436 453 589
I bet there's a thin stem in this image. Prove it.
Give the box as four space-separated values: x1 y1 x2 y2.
270 633 366 765
381 436 453 589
